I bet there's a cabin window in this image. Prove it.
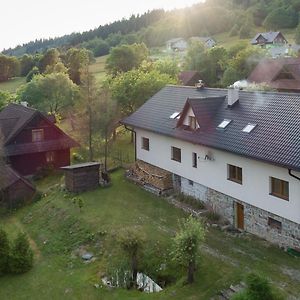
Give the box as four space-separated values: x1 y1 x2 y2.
32 129 44 142
228 164 242 184
268 217 282 231
270 177 289 201
189 116 197 130
46 151 55 163
171 146 181 162
192 152 197 168
188 180 194 186
141 137 149 151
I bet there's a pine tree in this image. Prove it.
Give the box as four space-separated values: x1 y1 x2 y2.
10 233 33 274
0 228 10 274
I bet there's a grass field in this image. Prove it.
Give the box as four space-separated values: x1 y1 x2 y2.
90 55 108 83
0 169 299 300
0 77 26 93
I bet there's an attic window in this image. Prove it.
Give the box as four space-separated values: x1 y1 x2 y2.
217 119 231 129
242 123 257 133
170 112 180 119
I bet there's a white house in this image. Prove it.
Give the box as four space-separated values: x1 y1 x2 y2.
166 38 188 51
122 85 300 249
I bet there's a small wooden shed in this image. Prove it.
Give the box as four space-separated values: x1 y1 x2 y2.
61 162 100 193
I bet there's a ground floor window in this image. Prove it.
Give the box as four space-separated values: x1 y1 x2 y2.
141 137 149 151
46 151 55 163
268 217 282 231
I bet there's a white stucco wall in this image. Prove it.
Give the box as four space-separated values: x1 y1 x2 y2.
136 129 300 224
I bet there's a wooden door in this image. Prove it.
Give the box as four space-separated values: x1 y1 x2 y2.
236 203 244 230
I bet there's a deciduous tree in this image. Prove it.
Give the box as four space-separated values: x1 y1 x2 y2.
172 216 205 284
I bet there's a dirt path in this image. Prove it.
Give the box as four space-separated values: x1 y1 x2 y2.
11 217 41 261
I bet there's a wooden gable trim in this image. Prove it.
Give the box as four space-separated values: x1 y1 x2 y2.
176 98 191 128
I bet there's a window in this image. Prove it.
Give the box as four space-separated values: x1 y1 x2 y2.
268 217 282 231
171 146 181 162
188 180 194 186
270 177 289 200
32 129 44 142
189 116 197 130
228 164 242 184
242 123 257 133
170 112 180 119
192 152 197 168
217 119 231 129
46 151 55 163
141 137 149 151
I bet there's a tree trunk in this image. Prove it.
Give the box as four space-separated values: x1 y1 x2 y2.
104 129 108 172
187 260 195 284
131 254 138 289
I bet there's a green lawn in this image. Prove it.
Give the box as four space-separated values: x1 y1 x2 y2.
90 55 108 83
0 170 299 299
0 77 26 93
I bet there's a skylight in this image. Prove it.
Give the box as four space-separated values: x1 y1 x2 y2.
170 112 180 119
242 123 257 133
217 119 232 129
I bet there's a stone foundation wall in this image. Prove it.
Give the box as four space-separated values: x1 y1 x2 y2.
178 175 300 249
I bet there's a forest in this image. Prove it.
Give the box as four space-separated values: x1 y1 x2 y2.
3 0 300 57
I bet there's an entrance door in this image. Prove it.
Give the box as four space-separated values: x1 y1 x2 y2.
236 203 244 230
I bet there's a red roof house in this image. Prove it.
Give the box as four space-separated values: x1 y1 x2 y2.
248 58 300 93
0 104 79 176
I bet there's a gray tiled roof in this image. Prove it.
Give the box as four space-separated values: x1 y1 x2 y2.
122 85 300 171
251 31 287 44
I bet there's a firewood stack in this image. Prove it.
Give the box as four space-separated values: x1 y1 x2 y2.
132 160 173 191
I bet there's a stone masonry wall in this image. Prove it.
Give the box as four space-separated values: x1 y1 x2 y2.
178 175 300 249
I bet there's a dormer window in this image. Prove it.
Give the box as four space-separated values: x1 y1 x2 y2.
217 119 231 129
170 112 180 119
32 129 44 142
189 116 197 130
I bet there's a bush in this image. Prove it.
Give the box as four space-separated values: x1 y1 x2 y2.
0 228 10 274
204 210 221 223
176 193 205 210
10 233 33 274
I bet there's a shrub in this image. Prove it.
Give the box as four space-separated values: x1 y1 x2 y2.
9 233 33 274
204 210 221 223
0 228 10 274
176 193 205 210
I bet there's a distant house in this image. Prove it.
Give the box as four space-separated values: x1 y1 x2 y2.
190 36 216 48
248 58 300 93
178 71 202 86
166 38 188 51
0 165 36 209
0 103 79 176
251 31 288 46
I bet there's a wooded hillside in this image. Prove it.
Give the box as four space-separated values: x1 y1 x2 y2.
3 0 300 57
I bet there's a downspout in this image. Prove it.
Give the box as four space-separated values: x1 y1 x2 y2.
124 125 137 162
288 169 300 181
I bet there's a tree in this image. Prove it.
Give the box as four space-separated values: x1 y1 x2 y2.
62 48 93 84
19 54 35 77
222 66 241 87
9 232 33 274
17 73 79 114
0 228 10 274
105 43 149 76
117 227 145 289
109 67 175 116
0 91 14 110
264 7 299 30
0 55 20 82
153 59 179 79
26 66 40 82
229 24 239 37
172 216 205 284
295 24 300 45
96 88 119 171
38 48 60 73
79 66 99 161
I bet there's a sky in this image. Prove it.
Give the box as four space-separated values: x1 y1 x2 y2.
1 0 202 51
